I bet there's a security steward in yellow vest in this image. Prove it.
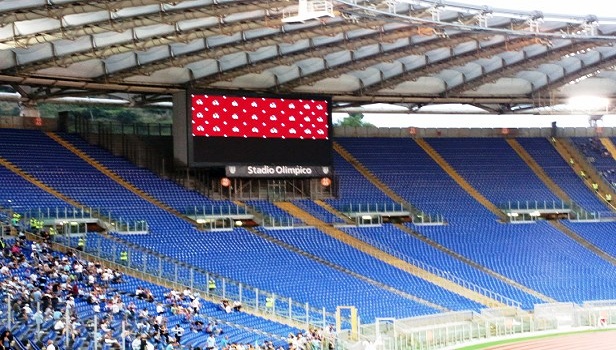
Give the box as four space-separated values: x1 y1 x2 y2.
120 251 128 265
77 237 85 251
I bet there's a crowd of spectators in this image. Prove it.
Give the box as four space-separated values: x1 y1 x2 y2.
575 137 616 190
0 223 333 350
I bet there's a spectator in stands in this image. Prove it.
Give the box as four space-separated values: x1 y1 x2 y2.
53 317 65 334
165 340 179 350
104 331 121 349
46 339 56 350
1 331 14 350
205 333 216 350
191 297 201 314
191 319 205 333
220 299 232 313
233 300 243 312
172 323 185 343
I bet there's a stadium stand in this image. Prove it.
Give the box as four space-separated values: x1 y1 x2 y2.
3 128 616 349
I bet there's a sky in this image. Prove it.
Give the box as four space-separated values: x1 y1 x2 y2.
332 111 616 128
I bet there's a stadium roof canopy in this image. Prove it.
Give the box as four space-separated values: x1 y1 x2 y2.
2 0 616 114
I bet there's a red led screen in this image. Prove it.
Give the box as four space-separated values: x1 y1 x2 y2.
191 94 329 140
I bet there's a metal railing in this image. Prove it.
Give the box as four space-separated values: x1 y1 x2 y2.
337 203 446 224
52 232 343 331
499 200 572 211
347 230 522 309
183 204 249 218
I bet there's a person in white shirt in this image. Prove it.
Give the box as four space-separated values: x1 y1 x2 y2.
156 303 165 315
53 319 65 333
191 298 201 314
46 340 56 350
172 324 185 343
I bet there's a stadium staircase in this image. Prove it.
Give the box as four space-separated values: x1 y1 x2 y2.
313 199 355 224
552 137 616 211
394 223 556 303
599 137 616 160
549 221 616 266
414 138 508 222
246 227 449 312
506 139 572 202
274 201 510 308
332 142 421 215
45 132 197 224
0 156 81 208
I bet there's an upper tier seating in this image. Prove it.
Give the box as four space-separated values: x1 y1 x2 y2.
57 132 242 215
325 153 395 212
426 138 560 206
517 138 609 213
571 137 616 191
335 137 496 223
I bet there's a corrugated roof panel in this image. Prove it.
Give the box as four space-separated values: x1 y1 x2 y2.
218 52 249 71
348 68 381 87
536 63 565 82
323 51 353 68
380 37 412 51
248 46 279 63
231 72 276 88
104 52 138 74
375 62 404 80
390 77 447 94
177 17 220 32
308 76 362 92
62 11 108 27
53 36 95 56
37 60 105 78
295 58 326 76
206 33 243 48
278 39 311 55
14 18 60 37
463 78 532 96
186 59 219 79
134 24 174 41
474 57 505 73
93 31 134 48
0 50 17 70
268 66 300 85
137 46 173 65
516 71 548 87
170 39 207 56
125 67 191 84
398 55 428 71
15 43 53 65
353 44 381 60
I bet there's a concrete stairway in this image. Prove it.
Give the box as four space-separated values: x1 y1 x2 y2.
275 201 513 308
414 138 508 222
